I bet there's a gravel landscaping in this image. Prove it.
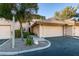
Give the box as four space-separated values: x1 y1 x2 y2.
0 36 50 55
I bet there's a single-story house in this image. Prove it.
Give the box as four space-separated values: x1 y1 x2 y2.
0 18 40 39
1 17 79 39
31 19 79 38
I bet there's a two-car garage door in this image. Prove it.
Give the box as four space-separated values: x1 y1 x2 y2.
41 25 63 37
0 26 11 39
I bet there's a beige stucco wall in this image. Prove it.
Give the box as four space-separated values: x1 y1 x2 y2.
33 25 40 37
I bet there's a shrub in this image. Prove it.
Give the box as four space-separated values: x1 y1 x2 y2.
15 30 21 38
29 32 35 35
23 32 30 38
15 29 35 38
24 36 33 46
23 32 35 38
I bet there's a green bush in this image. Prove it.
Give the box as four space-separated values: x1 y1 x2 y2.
29 32 35 35
23 32 35 38
24 36 33 46
15 30 21 38
15 29 35 38
23 32 30 38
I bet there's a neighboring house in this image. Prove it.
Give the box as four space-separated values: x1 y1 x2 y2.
31 18 79 38
0 18 42 39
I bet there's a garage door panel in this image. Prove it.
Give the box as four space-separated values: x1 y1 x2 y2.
41 26 63 37
75 26 79 36
0 26 11 39
65 26 72 36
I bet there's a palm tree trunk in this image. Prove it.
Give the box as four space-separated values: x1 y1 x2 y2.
19 21 24 40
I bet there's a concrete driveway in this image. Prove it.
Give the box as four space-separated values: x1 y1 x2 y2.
16 36 79 56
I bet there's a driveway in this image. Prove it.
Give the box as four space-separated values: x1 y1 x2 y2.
0 39 8 45
16 36 79 56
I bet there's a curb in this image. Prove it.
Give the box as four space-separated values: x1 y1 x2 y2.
0 39 51 55
73 37 79 39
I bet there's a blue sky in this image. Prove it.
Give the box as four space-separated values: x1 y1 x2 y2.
38 3 79 19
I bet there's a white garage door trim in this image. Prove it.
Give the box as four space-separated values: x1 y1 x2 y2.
0 25 11 39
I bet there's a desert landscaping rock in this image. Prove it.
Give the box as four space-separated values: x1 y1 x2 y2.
0 36 51 55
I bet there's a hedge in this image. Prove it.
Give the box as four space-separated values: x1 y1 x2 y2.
15 29 34 38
